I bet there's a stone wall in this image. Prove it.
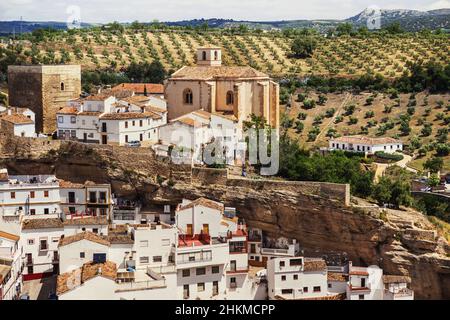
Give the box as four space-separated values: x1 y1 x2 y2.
191 166 350 205
8 65 81 133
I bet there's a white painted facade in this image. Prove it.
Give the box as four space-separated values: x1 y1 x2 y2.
57 94 167 146
59 238 110 274
0 232 23 300
267 257 329 300
329 136 403 155
157 111 243 165
0 170 61 218
21 225 64 276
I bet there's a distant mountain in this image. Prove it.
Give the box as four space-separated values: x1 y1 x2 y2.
0 20 92 36
0 7 448 36
346 8 450 31
165 8 449 32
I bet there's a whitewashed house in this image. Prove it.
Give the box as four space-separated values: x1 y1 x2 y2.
0 230 23 300
20 218 64 280
174 198 262 300
59 180 112 219
63 216 109 237
157 110 242 165
58 232 110 274
0 169 61 220
382 275 414 300
57 261 117 300
0 107 36 137
329 136 403 155
57 93 167 146
267 257 333 300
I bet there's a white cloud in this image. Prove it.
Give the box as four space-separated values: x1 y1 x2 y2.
0 0 447 22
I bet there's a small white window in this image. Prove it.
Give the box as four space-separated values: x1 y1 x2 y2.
161 239 170 246
70 116 76 124
140 256 149 264
28 239 35 245
140 240 149 247
52 237 60 243
58 116 64 124
164 205 170 213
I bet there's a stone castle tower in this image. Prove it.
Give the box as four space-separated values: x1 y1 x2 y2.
8 65 81 134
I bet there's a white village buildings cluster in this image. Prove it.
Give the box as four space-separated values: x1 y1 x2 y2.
0 47 411 301
0 168 414 300
1 47 404 164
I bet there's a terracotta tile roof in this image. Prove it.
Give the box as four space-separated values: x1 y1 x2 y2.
327 272 349 282
171 66 269 80
112 83 164 95
331 135 402 146
63 216 108 226
84 93 114 101
58 179 85 189
59 231 110 247
78 111 101 116
0 113 34 124
120 96 151 105
192 110 212 120
57 261 117 295
22 218 64 230
178 197 224 213
57 107 78 115
144 106 167 114
303 259 327 272
0 230 20 241
213 112 238 122
383 275 411 284
100 112 155 120
107 234 134 245
174 117 202 128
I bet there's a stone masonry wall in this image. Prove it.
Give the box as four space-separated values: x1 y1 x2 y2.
8 65 81 134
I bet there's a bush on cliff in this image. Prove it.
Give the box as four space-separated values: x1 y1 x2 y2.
278 135 374 197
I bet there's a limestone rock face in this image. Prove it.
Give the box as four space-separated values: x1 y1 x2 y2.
1 139 449 299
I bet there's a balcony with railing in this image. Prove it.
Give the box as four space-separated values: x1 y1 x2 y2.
115 268 167 292
0 175 59 190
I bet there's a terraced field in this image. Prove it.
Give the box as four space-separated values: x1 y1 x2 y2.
13 30 450 77
282 91 450 148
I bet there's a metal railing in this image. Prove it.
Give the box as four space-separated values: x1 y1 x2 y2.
116 278 166 290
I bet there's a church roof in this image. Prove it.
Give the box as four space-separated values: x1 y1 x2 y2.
170 66 269 80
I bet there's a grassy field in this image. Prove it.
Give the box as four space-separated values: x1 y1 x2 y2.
8 30 450 78
408 153 450 173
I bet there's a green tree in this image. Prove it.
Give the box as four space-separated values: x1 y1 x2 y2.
428 174 440 188
125 60 167 83
291 36 317 59
424 157 444 173
421 123 432 137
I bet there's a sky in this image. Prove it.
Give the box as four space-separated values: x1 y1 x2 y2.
0 0 449 23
